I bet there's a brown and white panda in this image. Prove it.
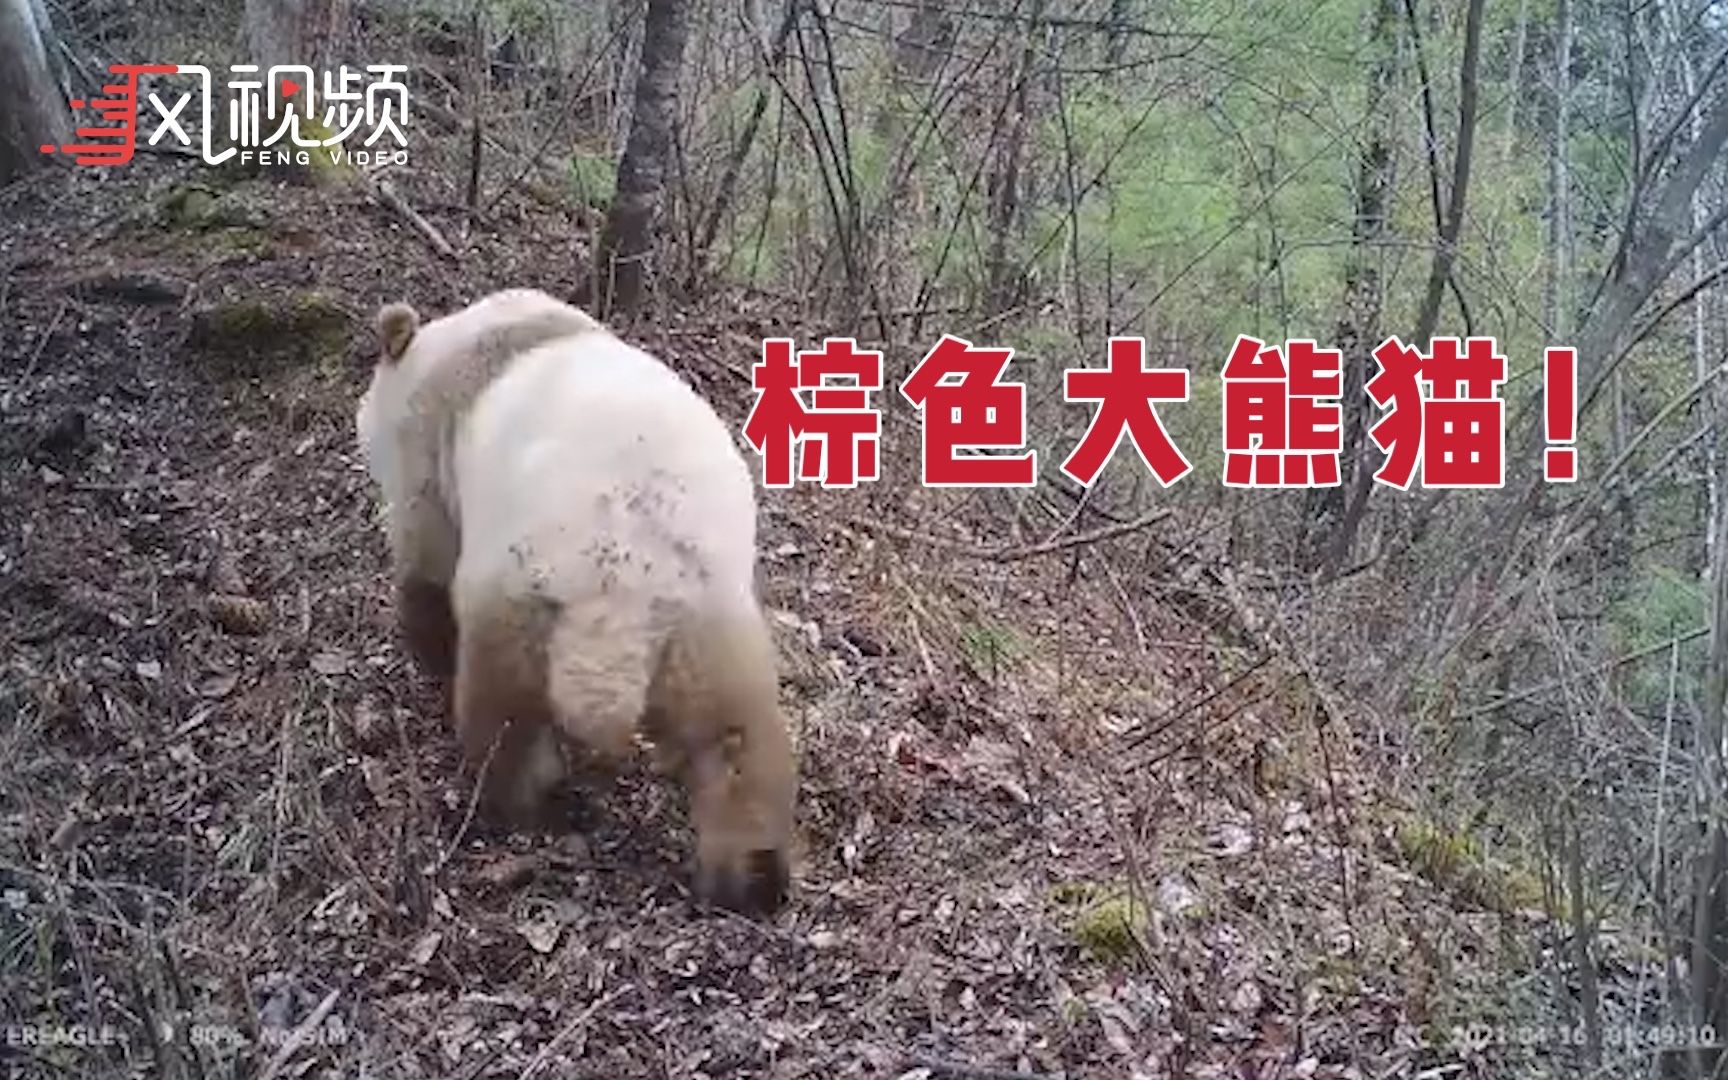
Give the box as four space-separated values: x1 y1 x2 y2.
354 288 795 915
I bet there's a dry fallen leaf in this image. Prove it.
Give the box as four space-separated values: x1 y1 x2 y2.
519 918 559 954
1208 823 1254 857
409 931 441 967
310 651 350 676
197 671 239 699
349 699 390 752
1231 980 1263 1015
806 930 841 950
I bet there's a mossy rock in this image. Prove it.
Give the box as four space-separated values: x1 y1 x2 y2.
157 184 269 231
187 292 350 380
1055 882 1148 964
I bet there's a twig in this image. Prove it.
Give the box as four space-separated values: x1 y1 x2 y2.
517 986 631 1079
4 299 69 410
854 507 1174 563
900 1056 1057 1080
372 177 459 261
1455 624 1709 721
436 737 498 874
1124 652 1273 752
256 988 340 1080
465 113 483 234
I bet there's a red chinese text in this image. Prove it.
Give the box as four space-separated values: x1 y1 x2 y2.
743 338 883 488
1220 335 1342 488
1368 335 1507 489
1061 337 1191 487
899 335 1036 487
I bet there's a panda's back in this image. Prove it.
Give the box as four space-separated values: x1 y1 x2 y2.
452 333 758 613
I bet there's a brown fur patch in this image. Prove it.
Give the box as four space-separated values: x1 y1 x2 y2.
644 607 797 915
395 575 456 679
375 302 419 362
452 591 565 827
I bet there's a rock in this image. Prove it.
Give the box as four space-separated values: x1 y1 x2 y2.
186 291 350 379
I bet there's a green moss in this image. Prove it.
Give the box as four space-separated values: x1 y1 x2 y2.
157 184 267 231
1055 882 1148 964
299 114 353 188
1074 895 1145 962
490 0 555 40
162 184 219 227
187 291 350 380
1393 812 1546 915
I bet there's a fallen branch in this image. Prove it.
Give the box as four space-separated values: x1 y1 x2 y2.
901 1056 1057 1080
517 986 632 1080
854 507 1174 563
257 988 340 1080
372 177 459 261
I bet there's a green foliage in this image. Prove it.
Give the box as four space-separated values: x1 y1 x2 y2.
568 145 616 210
487 0 556 42
1611 566 1706 706
1393 811 1546 915
960 619 1024 680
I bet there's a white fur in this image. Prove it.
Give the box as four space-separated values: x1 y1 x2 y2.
452 334 758 623
357 292 762 766
357 294 795 909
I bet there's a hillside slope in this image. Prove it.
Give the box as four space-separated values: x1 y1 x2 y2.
1 160 1507 1079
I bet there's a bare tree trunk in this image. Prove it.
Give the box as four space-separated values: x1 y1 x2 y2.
1107 0 1130 70
0 0 70 184
1579 96 1728 400
1312 0 1398 572
242 0 347 184
1327 0 1485 568
1542 0 1572 342
985 0 1042 316
1410 0 1485 348
1689 465 1728 1076
689 0 799 283
1503 0 1528 148
244 0 347 90
599 0 692 315
1667 1 1718 578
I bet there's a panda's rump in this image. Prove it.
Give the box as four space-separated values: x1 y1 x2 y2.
451 332 758 753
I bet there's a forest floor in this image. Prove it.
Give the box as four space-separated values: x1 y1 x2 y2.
1 158 1519 1079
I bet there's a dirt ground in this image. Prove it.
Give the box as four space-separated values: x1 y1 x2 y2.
1 159 1502 1079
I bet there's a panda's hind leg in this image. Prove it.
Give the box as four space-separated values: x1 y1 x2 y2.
452 590 568 828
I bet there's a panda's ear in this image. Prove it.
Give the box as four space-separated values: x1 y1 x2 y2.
375 302 420 363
